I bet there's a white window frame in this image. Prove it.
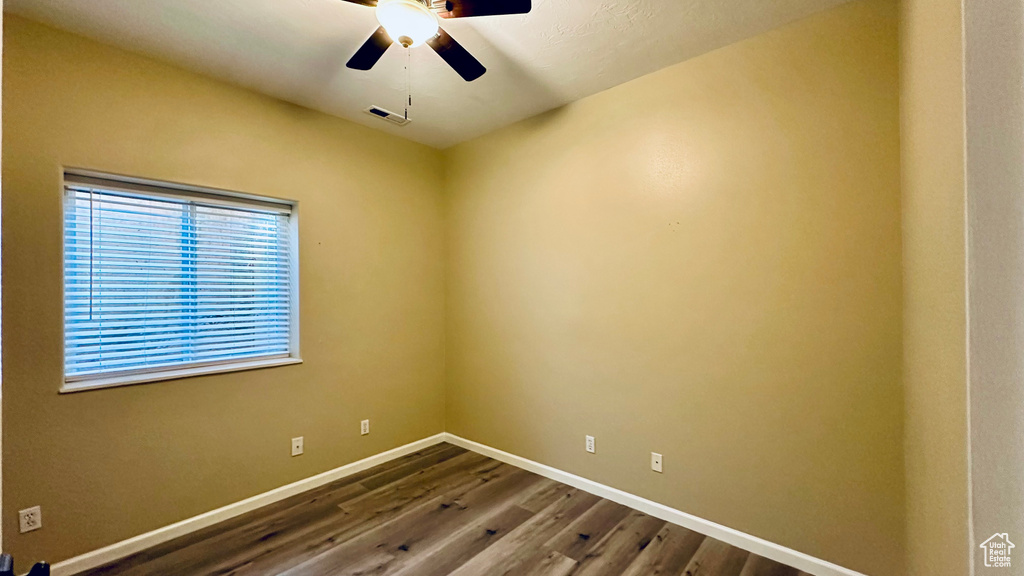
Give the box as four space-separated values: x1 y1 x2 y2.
60 169 301 393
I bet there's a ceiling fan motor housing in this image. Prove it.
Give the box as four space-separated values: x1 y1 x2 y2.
375 0 439 48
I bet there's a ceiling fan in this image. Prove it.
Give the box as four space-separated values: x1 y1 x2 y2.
341 0 532 82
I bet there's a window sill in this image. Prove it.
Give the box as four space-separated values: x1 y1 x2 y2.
60 357 303 394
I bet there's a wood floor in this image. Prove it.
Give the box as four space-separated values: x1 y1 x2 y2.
77 443 809 576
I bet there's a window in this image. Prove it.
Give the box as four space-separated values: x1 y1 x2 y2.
63 172 299 391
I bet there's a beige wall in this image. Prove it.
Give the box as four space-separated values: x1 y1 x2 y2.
966 2 1024 574
444 2 904 575
2 15 446 565
899 0 971 575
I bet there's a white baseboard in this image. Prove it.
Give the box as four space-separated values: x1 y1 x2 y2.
442 433 867 576
47 433 447 576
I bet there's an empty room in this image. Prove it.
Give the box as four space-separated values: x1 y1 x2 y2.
0 0 1020 575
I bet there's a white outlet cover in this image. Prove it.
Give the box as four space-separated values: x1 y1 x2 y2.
651 452 663 473
585 435 596 454
291 436 304 456
19 506 41 533
361 420 370 436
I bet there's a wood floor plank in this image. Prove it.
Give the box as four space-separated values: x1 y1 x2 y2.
518 478 570 514
278 465 544 575
499 497 650 576
739 555 801 576
682 538 751 576
545 498 633 561
570 510 666 576
358 444 469 491
71 444 807 576
447 487 601 576
520 550 580 576
620 523 706 576
389 503 535 576
364 480 545 576
224 452 502 575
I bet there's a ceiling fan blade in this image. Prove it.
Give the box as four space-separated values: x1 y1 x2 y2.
338 0 378 6
346 26 394 70
427 28 486 81
437 0 531 19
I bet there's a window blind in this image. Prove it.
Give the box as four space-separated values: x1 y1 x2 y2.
63 177 295 383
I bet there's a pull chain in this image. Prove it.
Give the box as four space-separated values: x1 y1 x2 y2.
404 47 412 120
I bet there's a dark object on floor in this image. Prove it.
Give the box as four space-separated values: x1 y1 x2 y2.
0 554 50 576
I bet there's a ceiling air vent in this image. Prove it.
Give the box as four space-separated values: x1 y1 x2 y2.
364 106 411 127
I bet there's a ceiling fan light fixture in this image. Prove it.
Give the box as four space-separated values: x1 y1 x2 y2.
375 0 439 48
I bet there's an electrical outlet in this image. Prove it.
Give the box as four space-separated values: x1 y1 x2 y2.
291 436 304 456
19 506 41 533
651 452 663 473
361 419 370 436
585 435 596 454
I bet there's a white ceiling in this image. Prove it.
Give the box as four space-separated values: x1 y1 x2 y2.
5 0 850 149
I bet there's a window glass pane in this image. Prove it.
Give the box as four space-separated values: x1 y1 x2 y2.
64 183 293 381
